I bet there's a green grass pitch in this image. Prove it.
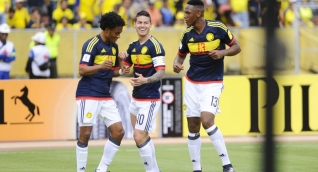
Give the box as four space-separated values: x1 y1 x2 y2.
0 142 317 172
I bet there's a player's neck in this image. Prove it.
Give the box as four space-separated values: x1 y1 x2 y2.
193 18 206 34
99 33 110 44
138 34 151 45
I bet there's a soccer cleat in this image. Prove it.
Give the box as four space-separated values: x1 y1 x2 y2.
193 169 202 172
94 169 110 172
223 167 235 172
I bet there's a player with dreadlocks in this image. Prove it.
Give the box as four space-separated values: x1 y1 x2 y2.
75 12 130 172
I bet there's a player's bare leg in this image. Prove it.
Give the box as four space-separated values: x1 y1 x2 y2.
77 126 93 172
187 117 202 172
131 114 159 172
201 111 235 172
96 122 124 172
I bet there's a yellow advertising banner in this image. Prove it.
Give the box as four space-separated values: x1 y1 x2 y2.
0 79 78 141
182 75 318 137
0 78 159 141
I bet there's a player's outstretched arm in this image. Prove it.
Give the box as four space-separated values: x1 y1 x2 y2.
173 54 186 73
79 60 113 76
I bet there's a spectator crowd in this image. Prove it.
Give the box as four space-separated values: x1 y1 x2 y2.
0 0 317 31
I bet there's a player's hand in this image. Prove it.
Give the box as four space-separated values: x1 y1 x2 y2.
122 65 130 75
130 72 147 86
209 50 225 60
173 63 184 73
118 52 129 60
99 60 113 70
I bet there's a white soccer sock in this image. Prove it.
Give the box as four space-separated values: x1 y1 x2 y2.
97 137 120 171
206 125 231 166
76 144 88 172
149 138 160 172
138 137 154 172
188 132 202 171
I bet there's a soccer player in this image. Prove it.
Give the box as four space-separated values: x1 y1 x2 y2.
0 23 16 80
119 10 165 172
173 1 241 172
75 12 130 172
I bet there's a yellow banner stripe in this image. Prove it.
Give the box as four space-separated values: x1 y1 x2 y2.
86 37 98 53
131 54 152 65
94 55 116 66
187 39 221 53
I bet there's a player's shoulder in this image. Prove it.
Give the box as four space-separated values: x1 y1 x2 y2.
206 20 228 31
83 35 100 51
182 26 194 34
149 36 163 46
180 26 194 40
128 39 138 47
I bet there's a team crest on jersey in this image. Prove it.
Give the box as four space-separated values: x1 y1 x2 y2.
141 46 148 54
189 38 194 42
206 33 214 41
132 48 136 52
112 47 116 55
86 112 92 118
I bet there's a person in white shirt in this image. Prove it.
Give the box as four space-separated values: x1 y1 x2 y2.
0 23 16 79
25 32 51 79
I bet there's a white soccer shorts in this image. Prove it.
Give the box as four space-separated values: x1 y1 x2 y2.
129 99 161 132
184 79 223 117
76 99 122 127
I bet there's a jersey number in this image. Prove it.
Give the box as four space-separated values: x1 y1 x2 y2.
198 42 206 53
136 55 140 65
211 96 218 107
136 113 144 125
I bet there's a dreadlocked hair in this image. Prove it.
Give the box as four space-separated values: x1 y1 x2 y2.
99 11 126 30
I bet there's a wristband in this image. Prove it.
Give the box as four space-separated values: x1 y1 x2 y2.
119 69 123 76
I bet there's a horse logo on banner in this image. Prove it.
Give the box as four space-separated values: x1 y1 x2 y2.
11 86 40 121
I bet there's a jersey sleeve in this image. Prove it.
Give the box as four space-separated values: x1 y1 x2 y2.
79 38 97 66
178 28 190 56
217 22 235 46
149 38 165 71
123 43 133 67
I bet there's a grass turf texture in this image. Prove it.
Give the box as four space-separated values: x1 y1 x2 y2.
0 142 317 172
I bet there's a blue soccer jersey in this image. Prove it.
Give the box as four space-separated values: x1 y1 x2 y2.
124 36 165 100
178 20 235 83
76 34 120 99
